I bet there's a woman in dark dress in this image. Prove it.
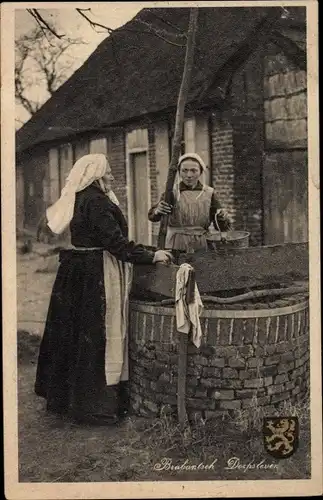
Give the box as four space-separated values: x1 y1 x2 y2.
34 154 172 425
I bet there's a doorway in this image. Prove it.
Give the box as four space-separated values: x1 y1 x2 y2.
130 151 151 246
263 150 308 244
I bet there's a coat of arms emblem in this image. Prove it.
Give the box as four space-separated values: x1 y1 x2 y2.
263 417 299 459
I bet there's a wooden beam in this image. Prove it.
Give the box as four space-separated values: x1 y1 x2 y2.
158 8 199 248
270 30 306 71
131 243 309 298
196 9 283 104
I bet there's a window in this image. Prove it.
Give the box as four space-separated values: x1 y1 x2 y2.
90 137 108 154
48 144 73 203
43 178 50 204
183 118 196 153
184 116 211 185
126 129 148 150
73 140 89 162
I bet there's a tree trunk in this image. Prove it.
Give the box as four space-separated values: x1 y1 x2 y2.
157 8 199 249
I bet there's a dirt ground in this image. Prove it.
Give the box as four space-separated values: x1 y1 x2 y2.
18 362 163 482
17 243 58 336
17 244 311 483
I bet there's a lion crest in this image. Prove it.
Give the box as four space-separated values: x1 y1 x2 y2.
263 417 299 459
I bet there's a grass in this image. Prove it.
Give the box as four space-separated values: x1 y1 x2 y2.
18 331 311 483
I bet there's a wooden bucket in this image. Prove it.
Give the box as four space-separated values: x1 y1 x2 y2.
128 293 309 419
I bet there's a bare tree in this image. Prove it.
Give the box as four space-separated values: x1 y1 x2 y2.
27 7 187 46
15 24 83 119
17 8 186 128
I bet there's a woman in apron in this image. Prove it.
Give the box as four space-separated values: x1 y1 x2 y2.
148 153 231 252
35 154 172 425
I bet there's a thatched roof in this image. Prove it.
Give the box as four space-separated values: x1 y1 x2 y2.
16 7 305 153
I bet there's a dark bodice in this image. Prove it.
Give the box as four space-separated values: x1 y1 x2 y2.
70 184 154 264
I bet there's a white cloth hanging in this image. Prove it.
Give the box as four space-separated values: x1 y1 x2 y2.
175 263 204 348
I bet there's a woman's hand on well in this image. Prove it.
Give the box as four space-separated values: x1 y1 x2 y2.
155 201 173 216
153 250 174 264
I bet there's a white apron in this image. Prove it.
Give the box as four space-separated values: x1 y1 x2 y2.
72 247 133 387
166 186 214 251
102 251 133 386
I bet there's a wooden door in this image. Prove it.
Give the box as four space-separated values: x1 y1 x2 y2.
131 152 150 245
194 115 211 185
263 150 308 244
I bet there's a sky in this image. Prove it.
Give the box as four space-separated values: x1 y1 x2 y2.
15 4 144 126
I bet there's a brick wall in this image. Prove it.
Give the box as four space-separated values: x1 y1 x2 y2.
232 48 264 245
210 112 235 222
148 125 158 206
206 108 264 245
148 124 160 246
129 294 309 420
232 112 264 245
109 130 127 216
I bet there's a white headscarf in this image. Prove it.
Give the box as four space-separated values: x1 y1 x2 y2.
46 153 119 234
173 153 207 202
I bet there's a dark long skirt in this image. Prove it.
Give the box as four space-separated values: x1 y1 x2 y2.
34 249 129 424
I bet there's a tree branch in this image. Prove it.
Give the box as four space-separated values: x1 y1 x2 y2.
27 8 189 48
27 8 65 39
15 23 82 118
76 8 115 34
15 85 40 115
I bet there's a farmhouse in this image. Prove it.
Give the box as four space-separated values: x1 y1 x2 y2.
16 6 307 247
